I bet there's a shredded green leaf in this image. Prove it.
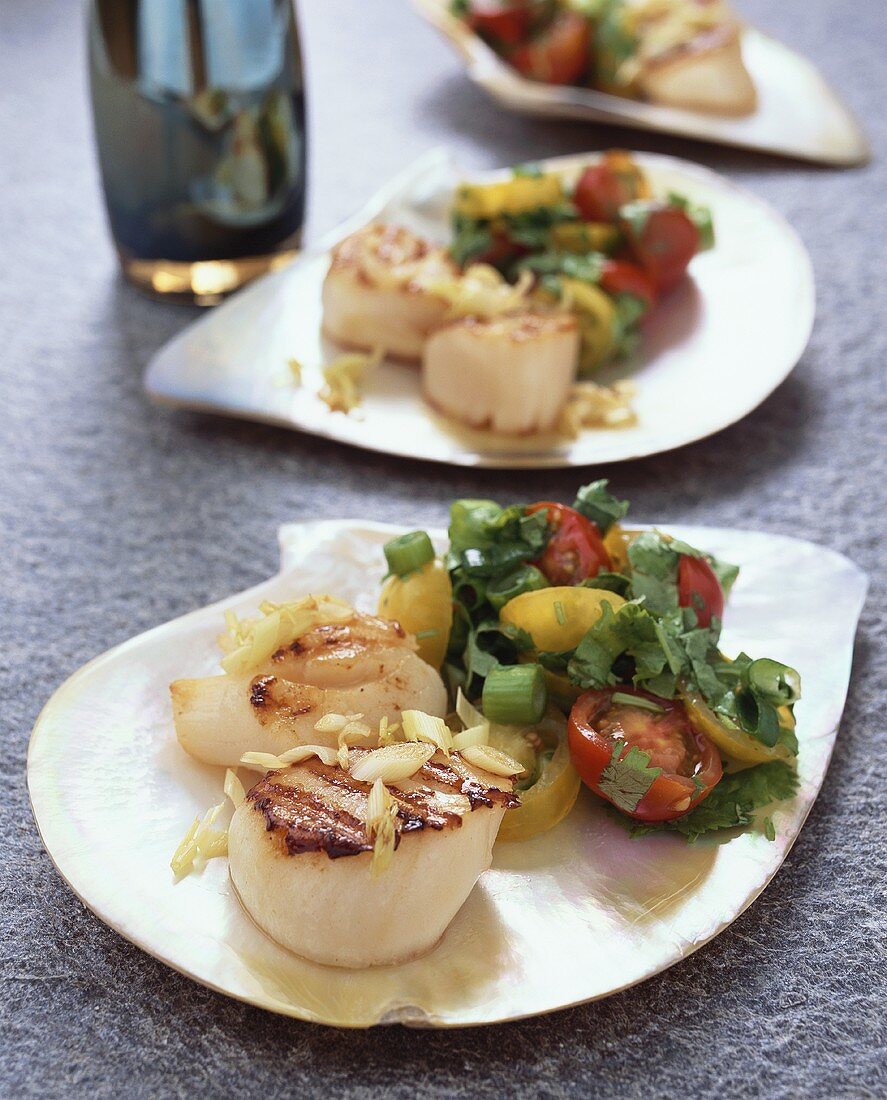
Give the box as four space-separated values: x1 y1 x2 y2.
598 740 662 814
572 480 629 535
629 762 799 842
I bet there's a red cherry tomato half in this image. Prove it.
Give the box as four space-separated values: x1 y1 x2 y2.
473 231 529 271
599 259 658 313
573 151 649 223
466 0 540 46
526 501 611 585
568 688 723 822
677 554 724 628
620 203 700 294
510 11 590 85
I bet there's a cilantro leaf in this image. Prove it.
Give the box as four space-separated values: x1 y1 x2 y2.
464 620 533 688
568 601 683 697
572 480 629 535
512 162 543 179
628 761 799 842
598 740 662 814
582 571 631 597
627 531 681 616
709 554 739 595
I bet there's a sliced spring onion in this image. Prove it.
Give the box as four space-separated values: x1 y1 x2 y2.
452 723 489 751
401 709 453 755
553 600 566 626
482 664 547 725
734 690 781 747
459 744 525 777
383 531 434 577
350 743 435 783
223 769 246 808
745 658 801 706
486 564 549 612
611 692 666 714
448 499 501 553
456 687 485 730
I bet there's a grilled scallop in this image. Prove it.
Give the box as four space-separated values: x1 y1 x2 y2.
321 223 458 361
171 611 447 767
632 2 756 116
422 311 580 434
227 750 519 967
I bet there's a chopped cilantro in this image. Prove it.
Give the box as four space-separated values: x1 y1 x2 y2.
568 601 684 698
598 740 662 814
582 571 632 597
512 163 544 179
628 762 799 842
572 479 629 535
627 531 681 616
667 191 716 250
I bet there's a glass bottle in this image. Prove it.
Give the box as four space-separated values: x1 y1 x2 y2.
89 0 307 304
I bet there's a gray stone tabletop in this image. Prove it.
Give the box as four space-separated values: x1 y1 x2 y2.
2 0 885 1096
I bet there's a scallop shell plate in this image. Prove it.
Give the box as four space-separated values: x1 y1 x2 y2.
28 521 866 1027
145 149 815 469
412 0 869 166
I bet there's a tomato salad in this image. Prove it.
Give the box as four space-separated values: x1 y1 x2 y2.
450 0 754 117
450 151 713 375
378 482 800 842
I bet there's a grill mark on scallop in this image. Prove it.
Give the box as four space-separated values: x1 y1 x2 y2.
419 758 521 810
248 675 315 726
249 779 372 859
318 768 461 832
246 753 518 859
271 616 407 665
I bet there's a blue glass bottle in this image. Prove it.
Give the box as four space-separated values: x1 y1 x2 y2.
89 0 307 303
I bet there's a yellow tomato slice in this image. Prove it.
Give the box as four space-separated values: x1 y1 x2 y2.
602 523 644 573
377 560 452 669
490 714 581 842
500 585 625 654
680 687 795 767
550 220 619 255
560 278 616 372
453 174 564 220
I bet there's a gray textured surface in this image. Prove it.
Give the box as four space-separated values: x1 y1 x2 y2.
2 0 886 1096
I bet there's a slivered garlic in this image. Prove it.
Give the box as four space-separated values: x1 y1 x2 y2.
224 769 246 808
170 800 228 878
239 744 339 772
456 687 485 731
194 802 228 859
350 743 435 783
402 709 453 756
240 751 290 772
318 348 383 414
557 381 637 438
428 263 534 320
218 594 354 675
280 744 340 767
452 723 489 751
170 817 200 878
314 712 350 734
377 716 402 745
458 744 525 777
337 718 373 768
365 779 399 876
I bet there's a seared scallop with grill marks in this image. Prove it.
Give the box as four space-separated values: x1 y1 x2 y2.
171 607 447 767
227 748 520 967
422 311 580 434
321 223 458 361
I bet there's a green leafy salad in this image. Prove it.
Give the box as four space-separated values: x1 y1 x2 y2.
436 481 801 841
